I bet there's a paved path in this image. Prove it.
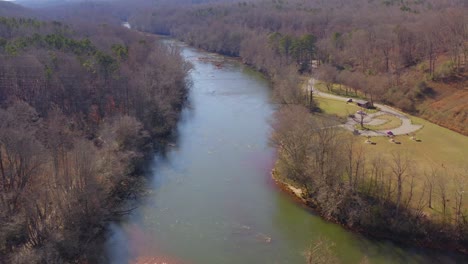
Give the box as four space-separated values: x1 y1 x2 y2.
308 78 423 137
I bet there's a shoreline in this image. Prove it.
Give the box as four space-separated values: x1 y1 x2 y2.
271 166 468 256
134 27 467 138
183 36 468 257
129 26 468 258
271 168 305 202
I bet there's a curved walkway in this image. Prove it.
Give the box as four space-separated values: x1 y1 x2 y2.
308 78 423 136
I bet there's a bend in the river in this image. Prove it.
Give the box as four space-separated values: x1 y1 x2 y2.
105 39 462 264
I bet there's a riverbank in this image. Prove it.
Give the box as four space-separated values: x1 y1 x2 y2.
120 21 468 261
271 167 305 203
271 159 468 256
99 34 468 263
159 33 468 256
166 32 468 257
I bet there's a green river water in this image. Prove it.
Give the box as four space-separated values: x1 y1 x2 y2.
106 41 464 264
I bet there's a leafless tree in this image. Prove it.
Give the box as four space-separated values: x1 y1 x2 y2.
436 172 449 220
390 153 411 217
316 64 338 92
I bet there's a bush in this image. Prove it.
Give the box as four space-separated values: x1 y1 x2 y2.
414 81 435 99
434 61 456 80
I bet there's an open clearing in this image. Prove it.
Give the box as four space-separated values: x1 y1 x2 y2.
315 97 360 118
310 79 423 137
317 94 468 171
313 79 468 212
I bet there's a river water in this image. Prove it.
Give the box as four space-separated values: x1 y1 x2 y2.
106 41 462 264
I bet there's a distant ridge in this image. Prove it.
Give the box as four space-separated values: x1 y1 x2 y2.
0 0 33 17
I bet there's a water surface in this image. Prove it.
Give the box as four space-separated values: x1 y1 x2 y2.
106 42 462 264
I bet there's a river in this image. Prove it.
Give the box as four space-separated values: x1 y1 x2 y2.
106 41 462 264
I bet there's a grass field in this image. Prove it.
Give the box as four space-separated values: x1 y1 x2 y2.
358 114 402 131
365 116 468 214
315 97 360 118
318 96 468 169
318 96 468 212
314 81 368 100
366 116 468 171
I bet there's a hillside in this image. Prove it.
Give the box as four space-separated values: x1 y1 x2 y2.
0 1 34 17
418 73 468 135
127 0 467 135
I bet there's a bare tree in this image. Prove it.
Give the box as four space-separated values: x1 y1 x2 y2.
436 172 449 221
343 136 366 192
425 167 438 209
316 64 338 92
453 170 466 229
390 153 411 217
271 105 316 194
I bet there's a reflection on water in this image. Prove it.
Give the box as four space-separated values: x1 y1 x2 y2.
106 42 463 264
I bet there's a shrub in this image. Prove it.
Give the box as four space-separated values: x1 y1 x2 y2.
414 81 436 99
434 61 456 80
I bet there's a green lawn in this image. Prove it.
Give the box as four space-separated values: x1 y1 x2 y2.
318 97 468 171
318 96 468 209
366 117 468 171
315 97 360 118
363 119 468 213
358 114 402 131
314 81 368 100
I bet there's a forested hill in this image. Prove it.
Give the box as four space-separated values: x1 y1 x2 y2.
0 1 35 17
0 15 190 263
128 0 468 135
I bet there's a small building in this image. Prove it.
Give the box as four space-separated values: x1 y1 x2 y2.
356 100 371 109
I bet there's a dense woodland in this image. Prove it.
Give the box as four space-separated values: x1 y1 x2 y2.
0 0 467 262
0 10 190 263
129 0 468 134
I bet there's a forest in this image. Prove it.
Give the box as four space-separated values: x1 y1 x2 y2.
128 0 467 135
0 0 467 262
0 8 190 263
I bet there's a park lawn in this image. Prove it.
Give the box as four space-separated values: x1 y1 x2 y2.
365 116 468 171
318 96 468 211
317 96 468 170
360 114 402 131
410 115 468 169
361 114 468 213
316 97 360 118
